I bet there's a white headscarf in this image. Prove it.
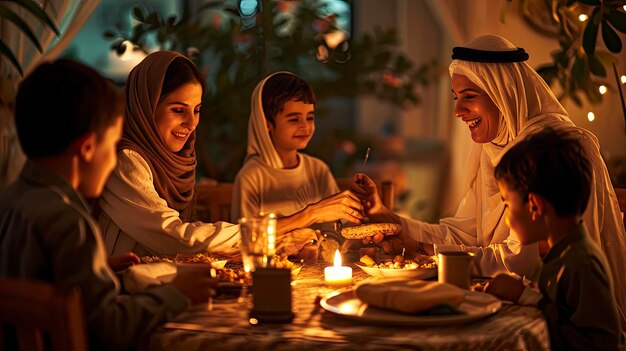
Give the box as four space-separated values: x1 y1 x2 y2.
448 35 626 329
245 71 297 169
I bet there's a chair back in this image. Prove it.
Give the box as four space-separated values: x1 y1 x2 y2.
336 178 395 210
615 187 626 229
0 277 87 351
194 183 234 223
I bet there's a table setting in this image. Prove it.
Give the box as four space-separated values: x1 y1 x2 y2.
132 214 550 351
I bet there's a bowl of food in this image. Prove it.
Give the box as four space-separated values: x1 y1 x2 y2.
355 254 437 279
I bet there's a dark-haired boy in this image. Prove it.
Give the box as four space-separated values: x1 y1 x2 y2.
486 128 623 350
0 59 217 350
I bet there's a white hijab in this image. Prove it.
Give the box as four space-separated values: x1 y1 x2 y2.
449 35 626 329
245 71 297 169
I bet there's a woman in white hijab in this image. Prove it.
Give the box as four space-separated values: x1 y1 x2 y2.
355 35 625 329
232 72 366 256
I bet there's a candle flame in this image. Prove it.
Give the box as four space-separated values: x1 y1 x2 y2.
334 249 342 267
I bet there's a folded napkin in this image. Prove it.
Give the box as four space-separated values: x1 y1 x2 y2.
355 278 465 314
123 263 176 294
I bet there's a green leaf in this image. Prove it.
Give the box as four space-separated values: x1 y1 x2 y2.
551 50 569 67
572 56 587 89
0 40 23 76
0 6 43 52
582 8 600 56
601 22 622 53
6 0 59 35
606 10 626 33
132 7 145 21
588 54 606 77
103 30 117 39
537 65 558 84
570 92 582 107
585 81 603 105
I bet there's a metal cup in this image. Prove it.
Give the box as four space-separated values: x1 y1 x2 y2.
437 251 473 289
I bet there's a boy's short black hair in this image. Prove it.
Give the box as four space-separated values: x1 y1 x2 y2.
15 59 122 158
261 73 317 125
494 128 592 217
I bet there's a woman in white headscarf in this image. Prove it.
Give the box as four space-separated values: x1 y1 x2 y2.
354 35 625 328
232 72 367 256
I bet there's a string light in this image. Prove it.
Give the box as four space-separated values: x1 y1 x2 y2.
587 112 595 122
599 85 607 94
621 75 626 84
578 14 588 22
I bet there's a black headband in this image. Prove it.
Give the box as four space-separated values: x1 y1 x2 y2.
451 47 529 63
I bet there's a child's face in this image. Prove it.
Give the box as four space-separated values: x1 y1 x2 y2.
79 116 123 198
155 82 202 152
497 180 545 245
268 99 315 154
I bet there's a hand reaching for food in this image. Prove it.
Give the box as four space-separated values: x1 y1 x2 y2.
107 252 140 272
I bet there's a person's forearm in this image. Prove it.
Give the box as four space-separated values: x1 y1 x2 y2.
276 206 315 235
368 205 401 224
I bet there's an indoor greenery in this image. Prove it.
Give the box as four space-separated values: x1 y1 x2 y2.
507 0 625 107
104 0 438 181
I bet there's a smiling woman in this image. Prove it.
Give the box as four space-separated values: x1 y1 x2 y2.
95 51 240 257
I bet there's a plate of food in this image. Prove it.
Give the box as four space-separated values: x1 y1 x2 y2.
355 254 437 279
340 223 401 240
141 253 227 269
274 255 303 276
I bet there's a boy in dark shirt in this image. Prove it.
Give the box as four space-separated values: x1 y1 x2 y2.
486 128 623 350
0 59 217 350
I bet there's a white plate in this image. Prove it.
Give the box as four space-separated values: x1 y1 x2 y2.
320 288 501 326
355 262 437 280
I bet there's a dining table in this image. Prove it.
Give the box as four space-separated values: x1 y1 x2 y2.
142 261 550 351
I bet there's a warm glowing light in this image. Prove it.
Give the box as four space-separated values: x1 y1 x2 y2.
324 250 352 287
334 250 342 267
621 75 626 84
578 14 588 22
587 112 595 122
623 5 626 11
599 85 608 94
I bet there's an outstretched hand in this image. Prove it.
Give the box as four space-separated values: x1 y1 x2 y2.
108 252 140 272
307 190 366 224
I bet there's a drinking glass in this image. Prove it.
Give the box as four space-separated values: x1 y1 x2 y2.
239 213 277 273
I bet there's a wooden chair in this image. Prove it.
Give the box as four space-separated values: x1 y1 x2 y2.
193 183 235 223
615 187 626 229
336 178 395 210
0 277 87 351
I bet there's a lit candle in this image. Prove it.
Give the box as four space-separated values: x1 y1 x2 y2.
324 250 352 287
